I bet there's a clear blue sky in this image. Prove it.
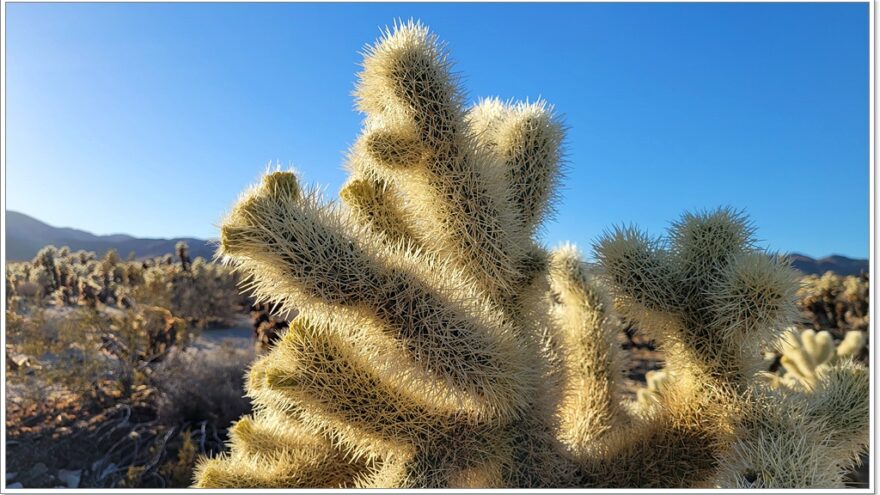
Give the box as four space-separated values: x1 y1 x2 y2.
6 3 870 259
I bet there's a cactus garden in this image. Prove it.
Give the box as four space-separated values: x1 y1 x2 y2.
5 17 870 491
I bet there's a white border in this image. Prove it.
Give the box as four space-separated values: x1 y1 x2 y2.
0 0 875 493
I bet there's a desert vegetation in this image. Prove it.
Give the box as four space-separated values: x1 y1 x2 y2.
6 244 868 488
4 21 870 490
4 245 255 488
191 21 869 489
3 249 870 488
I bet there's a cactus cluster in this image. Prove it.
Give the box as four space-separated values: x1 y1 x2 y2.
798 271 869 333
6 245 245 327
760 328 867 389
195 21 869 489
102 306 188 364
4 246 125 308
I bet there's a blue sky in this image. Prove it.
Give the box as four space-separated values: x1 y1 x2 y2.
5 3 870 259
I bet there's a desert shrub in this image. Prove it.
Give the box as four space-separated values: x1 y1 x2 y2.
6 306 190 400
153 343 254 427
134 256 244 327
4 301 250 489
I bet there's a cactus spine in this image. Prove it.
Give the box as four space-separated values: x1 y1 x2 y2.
195 21 868 488
594 209 868 487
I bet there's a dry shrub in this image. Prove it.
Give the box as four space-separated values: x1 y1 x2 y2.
153 343 254 427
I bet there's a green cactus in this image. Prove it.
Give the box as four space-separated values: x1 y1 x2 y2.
195 21 868 488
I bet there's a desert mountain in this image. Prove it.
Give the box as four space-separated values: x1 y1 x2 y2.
4 210 869 274
788 252 869 277
5 211 216 261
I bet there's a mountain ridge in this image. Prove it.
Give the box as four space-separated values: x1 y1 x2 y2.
3 211 870 275
787 252 869 277
5 211 217 261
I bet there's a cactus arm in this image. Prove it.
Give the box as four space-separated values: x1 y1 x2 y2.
219 172 532 424
594 226 681 314
547 245 646 460
192 411 366 488
339 175 418 248
466 98 564 244
353 21 523 296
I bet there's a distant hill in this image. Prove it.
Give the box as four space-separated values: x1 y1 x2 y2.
4 211 870 275
5 211 217 261
788 253 869 277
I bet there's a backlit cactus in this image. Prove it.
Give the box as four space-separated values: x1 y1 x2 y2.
594 209 868 488
768 328 867 389
195 21 868 488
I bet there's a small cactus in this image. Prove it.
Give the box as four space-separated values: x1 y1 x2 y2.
176 241 192 272
636 369 670 405
769 328 867 389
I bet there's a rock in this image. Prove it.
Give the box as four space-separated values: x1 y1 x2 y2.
58 469 81 488
28 463 48 478
6 472 17 481
7 482 23 488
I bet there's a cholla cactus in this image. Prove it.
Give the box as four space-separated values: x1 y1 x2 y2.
195 22 868 489
595 209 868 487
770 328 867 389
177 241 192 272
31 245 61 296
198 21 568 488
636 369 671 405
798 272 869 332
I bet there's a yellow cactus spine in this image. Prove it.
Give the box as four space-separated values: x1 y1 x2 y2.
548 244 641 462
594 207 869 488
197 21 869 489
203 20 567 488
